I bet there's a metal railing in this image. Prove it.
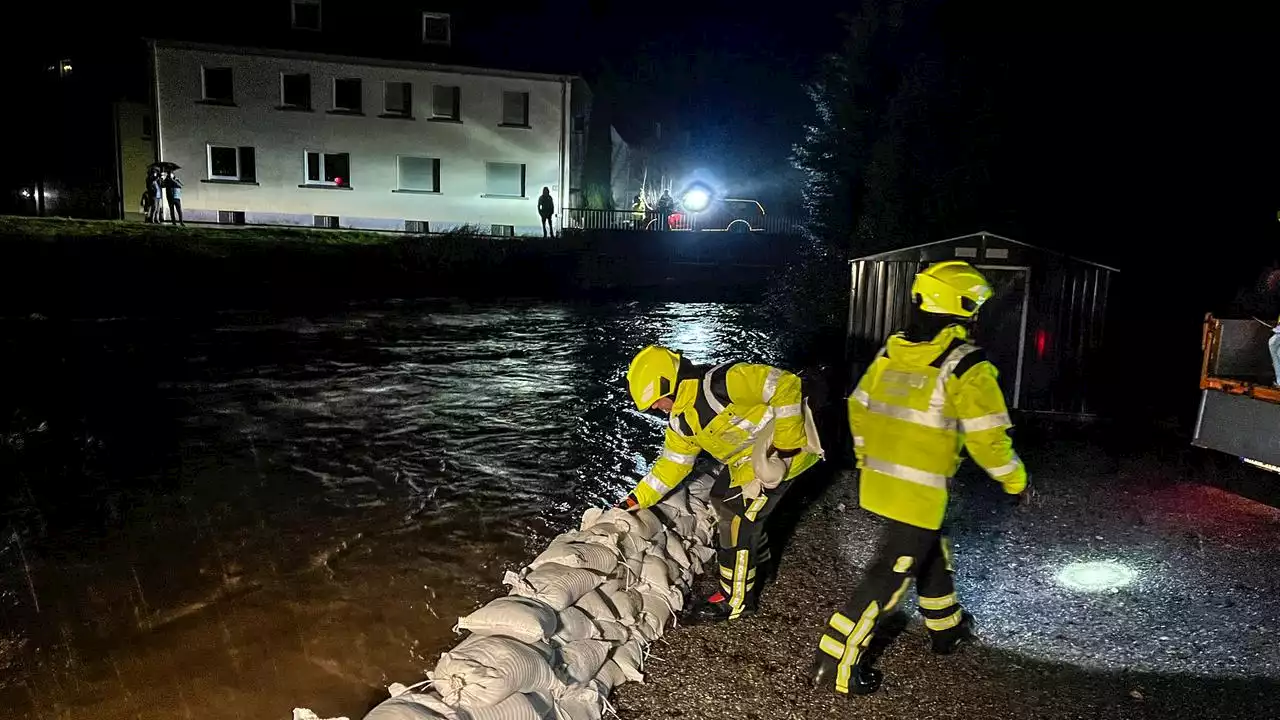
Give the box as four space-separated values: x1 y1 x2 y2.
565 208 804 236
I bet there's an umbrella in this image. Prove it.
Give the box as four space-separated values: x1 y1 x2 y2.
148 161 180 172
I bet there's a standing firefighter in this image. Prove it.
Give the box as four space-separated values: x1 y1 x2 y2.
809 260 1029 695
620 346 824 622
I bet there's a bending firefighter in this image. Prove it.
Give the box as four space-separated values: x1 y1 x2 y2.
621 346 824 622
809 261 1029 695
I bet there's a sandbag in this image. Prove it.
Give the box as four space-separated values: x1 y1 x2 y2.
555 639 611 685
592 660 631 693
609 641 645 683
431 636 560 708
661 532 691 568
572 589 618 623
600 586 640 622
458 692 554 720
456 597 559 645
504 564 603 612
686 472 716 500
639 553 678 589
580 508 660 541
553 682 605 720
657 488 691 516
578 522 627 549
552 606 600 643
529 540 619 575
631 508 666 538
365 692 457 720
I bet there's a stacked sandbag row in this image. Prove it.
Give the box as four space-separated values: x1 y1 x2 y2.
361 473 719 720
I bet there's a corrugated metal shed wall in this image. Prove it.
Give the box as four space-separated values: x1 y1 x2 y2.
845 232 1117 416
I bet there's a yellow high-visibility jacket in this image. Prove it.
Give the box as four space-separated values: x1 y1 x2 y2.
849 325 1027 530
628 361 820 508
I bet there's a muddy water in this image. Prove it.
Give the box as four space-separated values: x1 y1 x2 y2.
0 301 784 720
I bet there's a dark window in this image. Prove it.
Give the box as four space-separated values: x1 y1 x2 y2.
292 0 321 30
572 115 586 133
209 146 238 178
422 12 451 45
501 91 529 127
490 224 515 237
333 78 362 112
405 220 429 234
208 146 256 181
282 73 311 109
432 85 460 120
217 210 246 225
142 115 155 139
202 67 234 103
485 162 525 197
384 82 412 116
238 147 256 182
306 152 351 185
398 157 440 192
314 215 340 228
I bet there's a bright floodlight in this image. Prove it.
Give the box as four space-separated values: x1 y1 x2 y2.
1056 560 1135 592
682 185 712 213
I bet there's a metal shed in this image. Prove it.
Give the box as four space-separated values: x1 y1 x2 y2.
845 231 1119 417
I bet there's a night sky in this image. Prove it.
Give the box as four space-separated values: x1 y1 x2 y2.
7 1 1279 307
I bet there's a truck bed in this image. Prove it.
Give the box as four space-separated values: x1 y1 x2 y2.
1193 316 1279 471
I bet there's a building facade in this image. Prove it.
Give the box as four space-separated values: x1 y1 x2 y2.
149 40 575 234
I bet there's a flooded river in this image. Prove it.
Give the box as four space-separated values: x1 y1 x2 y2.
0 301 787 720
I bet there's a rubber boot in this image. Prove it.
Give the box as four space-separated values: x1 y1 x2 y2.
806 652 883 695
930 611 975 655
683 590 758 624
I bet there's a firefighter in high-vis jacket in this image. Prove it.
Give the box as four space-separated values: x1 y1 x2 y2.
809 260 1029 696
620 346 824 622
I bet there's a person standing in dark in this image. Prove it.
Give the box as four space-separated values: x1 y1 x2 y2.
147 168 163 223
164 170 184 225
656 190 675 231
538 186 555 237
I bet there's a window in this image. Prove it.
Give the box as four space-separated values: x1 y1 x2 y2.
281 73 311 109
485 162 525 198
572 115 586 133
431 85 460 120
292 0 321 30
501 92 529 127
384 81 412 117
315 215 340 228
202 67 234 104
397 156 440 192
142 115 155 139
490 225 515 237
306 152 351 186
333 78 362 113
217 210 246 225
422 12 451 45
405 220 430 234
207 145 257 182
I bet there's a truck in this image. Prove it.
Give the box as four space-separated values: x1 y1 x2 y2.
1193 314 1280 473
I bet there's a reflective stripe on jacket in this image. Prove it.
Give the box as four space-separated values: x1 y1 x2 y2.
629 361 820 508
850 324 1027 530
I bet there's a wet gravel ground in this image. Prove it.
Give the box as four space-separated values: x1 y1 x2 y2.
614 431 1280 719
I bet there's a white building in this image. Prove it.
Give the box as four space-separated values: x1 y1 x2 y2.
150 40 575 235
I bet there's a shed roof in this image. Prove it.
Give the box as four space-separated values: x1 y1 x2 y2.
849 231 1120 273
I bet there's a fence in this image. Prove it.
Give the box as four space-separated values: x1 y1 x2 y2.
564 208 804 236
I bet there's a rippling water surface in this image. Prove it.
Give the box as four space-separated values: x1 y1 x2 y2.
0 300 785 720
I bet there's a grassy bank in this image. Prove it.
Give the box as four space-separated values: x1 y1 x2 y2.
0 216 790 317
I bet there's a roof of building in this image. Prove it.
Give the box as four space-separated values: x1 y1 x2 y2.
151 40 577 84
849 231 1121 273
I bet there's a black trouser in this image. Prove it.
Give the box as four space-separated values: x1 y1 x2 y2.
540 214 553 237
709 465 792 619
168 197 183 224
817 518 962 694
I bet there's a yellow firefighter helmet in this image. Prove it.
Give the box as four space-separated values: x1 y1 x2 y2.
627 345 681 411
911 260 993 318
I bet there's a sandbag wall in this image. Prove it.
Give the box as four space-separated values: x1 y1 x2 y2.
360 473 720 720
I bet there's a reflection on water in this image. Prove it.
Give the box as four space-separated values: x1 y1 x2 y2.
0 300 781 720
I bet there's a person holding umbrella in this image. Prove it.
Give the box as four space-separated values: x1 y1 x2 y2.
162 163 184 226
146 167 164 223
